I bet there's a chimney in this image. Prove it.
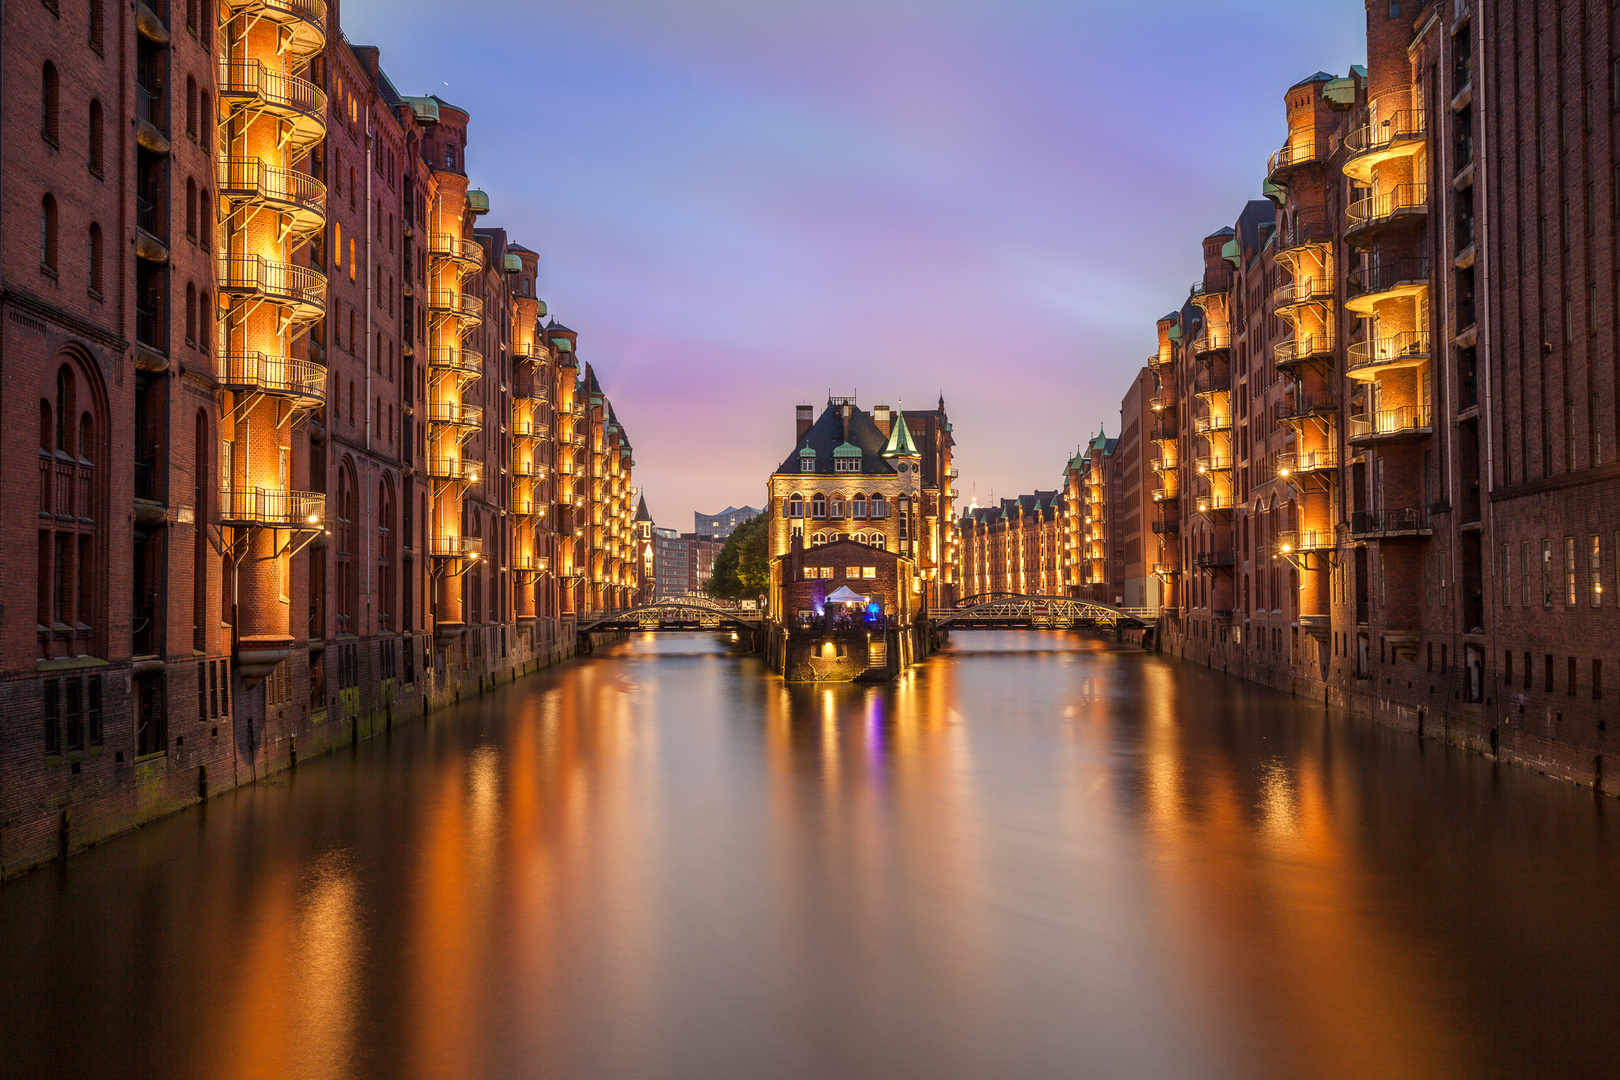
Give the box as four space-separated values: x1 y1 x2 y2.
872 405 892 437
796 405 814 441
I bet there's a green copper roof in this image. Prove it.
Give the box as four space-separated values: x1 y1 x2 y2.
832 441 863 458
1089 427 1109 452
799 446 817 457
881 414 919 457
1221 238 1242 267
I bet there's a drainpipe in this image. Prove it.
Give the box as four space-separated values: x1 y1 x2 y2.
365 121 374 632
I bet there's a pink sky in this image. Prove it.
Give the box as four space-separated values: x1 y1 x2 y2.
346 0 1365 531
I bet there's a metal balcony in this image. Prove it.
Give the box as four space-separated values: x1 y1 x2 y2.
1193 454 1233 475
426 289 483 327
1270 274 1332 312
1278 392 1338 421
219 487 324 528
1151 487 1179 504
1343 93 1426 183
1347 331 1431 379
1346 183 1428 241
426 347 482 378
1274 448 1338 478
1350 506 1432 539
429 535 484 559
219 0 326 58
1267 138 1323 180
217 255 326 323
216 157 325 240
1192 327 1232 356
1348 405 1432 443
217 60 326 151
426 402 483 429
513 459 549 479
1193 371 1232 397
1150 391 1177 414
1346 256 1430 314
514 383 550 405
1273 332 1334 370
1151 519 1179 536
428 234 484 273
1194 494 1234 516
217 352 325 407
1195 551 1235 569
512 553 550 573
1273 529 1335 554
424 456 479 484
1193 412 1232 434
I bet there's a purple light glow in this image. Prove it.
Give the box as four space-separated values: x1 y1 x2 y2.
345 1 1364 523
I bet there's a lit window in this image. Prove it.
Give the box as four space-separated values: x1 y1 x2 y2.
830 497 844 518
811 495 826 519
852 496 867 518
870 496 886 518
863 567 877 579
788 495 803 518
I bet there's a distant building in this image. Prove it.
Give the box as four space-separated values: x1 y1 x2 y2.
652 532 725 600
694 506 761 538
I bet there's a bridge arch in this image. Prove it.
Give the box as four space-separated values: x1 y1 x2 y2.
929 594 1151 629
577 597 761 634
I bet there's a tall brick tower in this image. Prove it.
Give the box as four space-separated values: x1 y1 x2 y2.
215 0 331 687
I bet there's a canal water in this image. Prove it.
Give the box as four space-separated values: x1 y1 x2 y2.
4 632 1617 1079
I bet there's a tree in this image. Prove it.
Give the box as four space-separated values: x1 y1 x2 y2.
704 513 769 601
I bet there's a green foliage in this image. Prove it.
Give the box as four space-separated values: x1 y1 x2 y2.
704 513 769 601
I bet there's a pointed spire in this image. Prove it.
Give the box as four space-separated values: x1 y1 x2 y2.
881 402 919 457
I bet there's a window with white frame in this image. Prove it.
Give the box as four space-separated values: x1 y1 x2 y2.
788 495 803 517
830 496 844 518
852 495 867 518
869 495 886 518
801 457 815 472
811 495 826 518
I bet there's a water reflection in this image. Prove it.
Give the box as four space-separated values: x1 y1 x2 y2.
0 631 1615 1080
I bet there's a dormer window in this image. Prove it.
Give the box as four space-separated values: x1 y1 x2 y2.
835 457 860 472
801 457 815 472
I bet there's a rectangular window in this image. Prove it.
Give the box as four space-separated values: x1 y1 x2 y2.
846 567 862 579
1591 535 1602 607
1542 539 1553 607
87 674 102 746
1545 654 1554 692
1503 544 1512 607
863 567 877 579
1522 541 1531 606
1566 536 1577 606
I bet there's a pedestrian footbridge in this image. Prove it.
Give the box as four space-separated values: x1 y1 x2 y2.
577 598 763 634
927 594 1155 630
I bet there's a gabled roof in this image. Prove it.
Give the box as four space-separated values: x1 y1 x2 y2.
775 402 897 476
882 412 920 457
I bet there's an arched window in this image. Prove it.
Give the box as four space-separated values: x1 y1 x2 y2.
88 100 104 174
812 532 827 546
811 494 826 519
186 0 199 34
787 494 803 518
872 533 886 551
185 283 197 344
198 291 211 352
87 223 103 294
41 61 59 143
869 494 886 519
186 76 197 139
444 145 455 169
829 494 844 518
199 188 212 251
40 195 58 272
336 460 358 631
186 177 197 239
38 355 107 660
852 495 867 519
378 478 396 629
89 0 104 49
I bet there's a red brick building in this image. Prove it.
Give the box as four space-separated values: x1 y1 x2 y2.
1131 0 1620 794
2 1 636 873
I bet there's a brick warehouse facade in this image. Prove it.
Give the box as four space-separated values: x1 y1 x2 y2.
1035 0 1619 795
1 0 639 874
